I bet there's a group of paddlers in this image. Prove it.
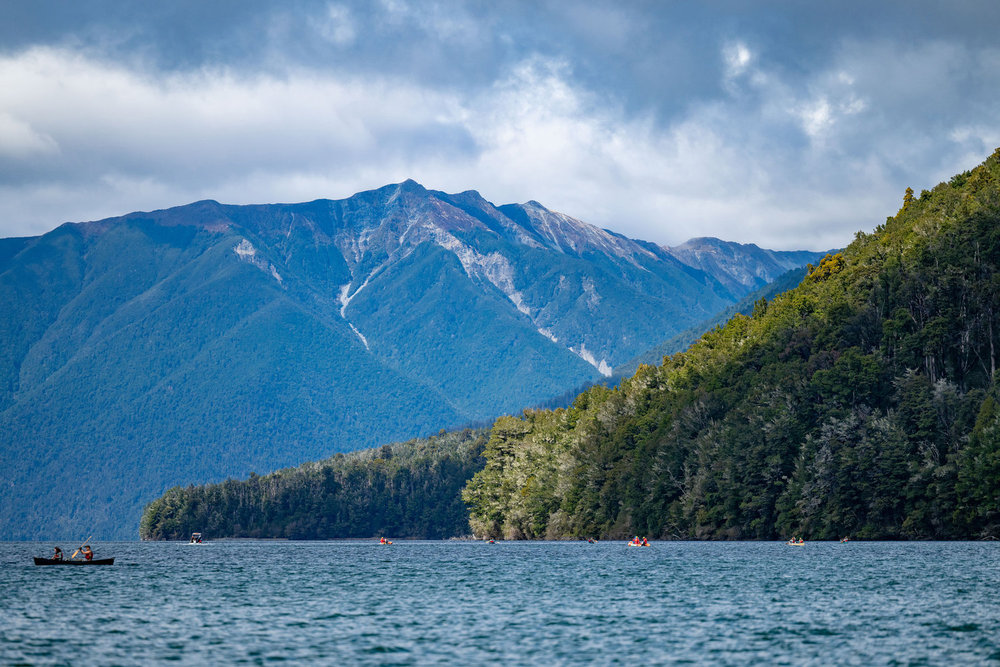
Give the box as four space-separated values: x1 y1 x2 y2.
50 545 95 561
628 536 650 547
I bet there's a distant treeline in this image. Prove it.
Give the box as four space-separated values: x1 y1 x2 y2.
140 429 486 540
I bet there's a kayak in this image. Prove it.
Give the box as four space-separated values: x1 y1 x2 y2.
33 557 115 565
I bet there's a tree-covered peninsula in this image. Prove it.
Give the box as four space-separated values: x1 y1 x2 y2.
463 149 1000 541
140 429 486 539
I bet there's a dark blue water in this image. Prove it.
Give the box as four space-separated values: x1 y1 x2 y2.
2 540 998 664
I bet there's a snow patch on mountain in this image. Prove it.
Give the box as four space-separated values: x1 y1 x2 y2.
582 278 601 309
432 227 530 316
570 342 613 377
233 239 282 285
538 328 558 343
338 282 371 350
518 202 657 264
349 323 370 350
507 291 530 317
234 238 256 259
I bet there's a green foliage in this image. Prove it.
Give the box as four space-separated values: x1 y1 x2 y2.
464 148 1000 541
140 429 487 540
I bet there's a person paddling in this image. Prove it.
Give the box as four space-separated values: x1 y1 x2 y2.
81 545 94 561
52 547 63 561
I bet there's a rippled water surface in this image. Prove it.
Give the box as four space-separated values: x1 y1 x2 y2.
2 540 999 664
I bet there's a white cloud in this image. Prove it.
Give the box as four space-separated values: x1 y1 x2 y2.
0 35 997 252
797 97 833 137
0 112 59 157
723 41 752 79
378 0 485 44
312 4 356 46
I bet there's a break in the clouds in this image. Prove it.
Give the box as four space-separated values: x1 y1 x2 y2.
1 1 999 250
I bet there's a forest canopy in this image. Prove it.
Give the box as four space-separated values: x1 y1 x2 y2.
140 429 486 540
462 148 1000 541
144 149 1000 542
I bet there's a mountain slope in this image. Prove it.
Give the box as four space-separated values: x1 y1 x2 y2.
615 265 811 377
666 237 828 296
463 149 1000 541
0 181 822 540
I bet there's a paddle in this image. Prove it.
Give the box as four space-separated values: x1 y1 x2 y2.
70 535 92 560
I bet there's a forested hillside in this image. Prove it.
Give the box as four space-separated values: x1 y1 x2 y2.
2 177 822 540
463 149 1000 541
140 429 486 540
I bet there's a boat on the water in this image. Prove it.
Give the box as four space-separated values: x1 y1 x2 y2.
33 557 115 565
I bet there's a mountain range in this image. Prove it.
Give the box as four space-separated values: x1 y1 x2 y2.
0 180 825 539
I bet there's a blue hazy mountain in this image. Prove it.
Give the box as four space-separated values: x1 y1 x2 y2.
0 180 823 539
665 237 833 295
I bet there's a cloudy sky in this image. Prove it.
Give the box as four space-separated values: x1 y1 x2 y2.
1 1 998 249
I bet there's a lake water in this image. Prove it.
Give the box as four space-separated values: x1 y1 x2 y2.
2 540 998 664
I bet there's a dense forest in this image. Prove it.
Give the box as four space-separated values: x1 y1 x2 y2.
143 150 1000 542
140 429 486 539
463 149 1000 541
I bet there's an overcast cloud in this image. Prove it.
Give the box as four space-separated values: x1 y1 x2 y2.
1 0 999 249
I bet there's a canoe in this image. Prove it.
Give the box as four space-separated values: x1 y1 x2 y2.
786 542 805 546
33 557 115 565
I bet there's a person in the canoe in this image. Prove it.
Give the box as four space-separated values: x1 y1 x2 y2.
641 537 649 546
81 545 94 561
52 547 63 561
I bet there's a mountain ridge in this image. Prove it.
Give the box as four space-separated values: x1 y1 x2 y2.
0 182 825 539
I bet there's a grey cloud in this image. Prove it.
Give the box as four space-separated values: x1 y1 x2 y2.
1 1 999 251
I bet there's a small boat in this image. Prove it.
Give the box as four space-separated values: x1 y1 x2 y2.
34 557 115 565
188 532 204 544
786 541 805 546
